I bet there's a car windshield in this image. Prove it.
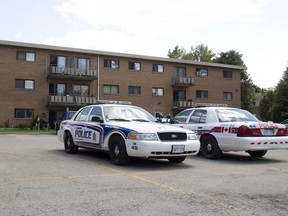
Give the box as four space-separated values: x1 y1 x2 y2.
103 106 156 122
216 109 258 122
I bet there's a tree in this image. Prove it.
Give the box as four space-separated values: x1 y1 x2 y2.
213 50 255 113
271 67 288 122
167 44 215 62
259 89 275 121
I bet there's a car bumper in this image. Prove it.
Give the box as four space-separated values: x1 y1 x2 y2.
125 140 200 158
219 136 288 152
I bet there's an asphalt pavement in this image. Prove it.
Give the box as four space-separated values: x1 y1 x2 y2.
0 134 288 216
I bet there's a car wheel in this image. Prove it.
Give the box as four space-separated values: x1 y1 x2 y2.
201 135 222 159
64 132 78 154
109 136 130 165
168 156 186 163
247 150 267 157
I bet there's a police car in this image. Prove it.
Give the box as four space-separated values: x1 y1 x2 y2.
170 107 288 159
57 101 200 165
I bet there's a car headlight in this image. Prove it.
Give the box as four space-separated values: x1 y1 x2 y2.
187 133 198 140
128 132 158 141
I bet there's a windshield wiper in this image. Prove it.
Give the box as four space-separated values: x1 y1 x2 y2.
108 118 130 122
132 119 149 122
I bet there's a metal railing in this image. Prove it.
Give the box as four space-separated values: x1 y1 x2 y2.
48 95 96 105
49 66 97 78
172 76 195 86
173 100 194 109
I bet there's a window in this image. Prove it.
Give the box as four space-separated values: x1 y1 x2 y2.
104 59 119 69
104 85 119 95
16 51 36 62
128 86 141 95
75 107 92 121
152 88 164 96
173 109 193 123
196 90 208 99
50 55 67 67
14 109 34 119
223 92 233 100
223 71 233 79
15 79 35 89
173 90 186 101
128 61 141 71
73 85 89 97
196 68 208 77
75 57 90 69
49 83 66 95
189 110 207 123
176 67 186 77
153 64 164 72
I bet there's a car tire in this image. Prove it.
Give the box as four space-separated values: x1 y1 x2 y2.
109 136 130 165
64 131 78 154
168 156 186 163
247 150 267 157
201 135 222 159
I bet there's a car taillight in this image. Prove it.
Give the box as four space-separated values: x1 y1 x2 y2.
277 128 288 136
237 126 262 136
237 125 252 136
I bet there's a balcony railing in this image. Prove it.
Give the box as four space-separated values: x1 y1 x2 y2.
48 95 97 106
172 76 195 87
48 66 97 79
173 100 194 109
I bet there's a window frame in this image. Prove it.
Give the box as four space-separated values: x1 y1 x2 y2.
223 92 233 100
104 59 120 69
152 87 164 96
15 79 35 90
152 64 164 73
223 70 233 79
104 84 119 95
128 86 141 95
196 90 208 99
16 51 36 62
196 68 208 77
14 108 34 119
128 61 141 71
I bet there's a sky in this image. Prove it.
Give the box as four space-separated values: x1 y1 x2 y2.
1 0 287 89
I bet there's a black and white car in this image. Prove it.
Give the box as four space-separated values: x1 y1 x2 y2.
57 102 200 165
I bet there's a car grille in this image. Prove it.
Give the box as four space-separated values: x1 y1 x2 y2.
157 132 187 141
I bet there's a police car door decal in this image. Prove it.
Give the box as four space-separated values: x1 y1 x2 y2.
74 124 102 147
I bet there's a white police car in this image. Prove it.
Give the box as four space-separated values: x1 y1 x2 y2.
170 107 288 159
57 101 200 165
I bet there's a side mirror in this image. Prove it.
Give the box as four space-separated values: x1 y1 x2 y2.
91 116 103 123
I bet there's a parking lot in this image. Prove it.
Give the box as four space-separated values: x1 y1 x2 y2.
0 134 288 216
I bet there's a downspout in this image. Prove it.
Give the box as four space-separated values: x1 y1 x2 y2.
97 55 100 100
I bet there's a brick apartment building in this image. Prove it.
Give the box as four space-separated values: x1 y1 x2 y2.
0 40 245 129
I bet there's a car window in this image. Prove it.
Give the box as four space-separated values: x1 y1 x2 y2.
74 107 92 122
88 107 103 122
216 108 258 122
173 109 193 123
189 110 207 123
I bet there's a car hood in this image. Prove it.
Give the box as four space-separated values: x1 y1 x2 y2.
104 121 194 133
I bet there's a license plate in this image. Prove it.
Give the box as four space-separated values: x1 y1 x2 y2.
261 129 274 136
171 145 185 153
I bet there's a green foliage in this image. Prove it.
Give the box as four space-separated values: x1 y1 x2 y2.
259 89 275 121
167 44 215 62
271 68 288 122
213 50 255 113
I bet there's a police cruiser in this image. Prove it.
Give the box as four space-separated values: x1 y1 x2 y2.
57 101 200 165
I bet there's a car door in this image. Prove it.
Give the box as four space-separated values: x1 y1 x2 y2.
173 109 209 137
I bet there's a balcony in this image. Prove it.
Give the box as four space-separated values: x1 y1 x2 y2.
172 76 195 87
172 100 194 110
47 66 98 81
47 95 97 107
